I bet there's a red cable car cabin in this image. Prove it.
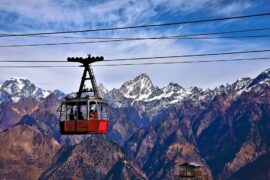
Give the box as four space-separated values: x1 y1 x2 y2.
58 55 109 134
58 98 109 134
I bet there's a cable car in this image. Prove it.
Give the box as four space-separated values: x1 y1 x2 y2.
58 55 109 134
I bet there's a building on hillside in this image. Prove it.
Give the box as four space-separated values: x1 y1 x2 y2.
175 162 209 180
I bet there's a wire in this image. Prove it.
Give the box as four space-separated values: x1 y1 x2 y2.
1 34 270 48
95 57 270 66
7 27 270 40
0 57 269 68
106 49 270 61
0 60 65 62
1 49 270 62
0 12 270 37
0 66 77 68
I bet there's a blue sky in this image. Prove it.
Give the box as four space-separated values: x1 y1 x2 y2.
0 0 270 93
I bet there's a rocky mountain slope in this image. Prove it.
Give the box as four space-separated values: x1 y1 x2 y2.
197 70 270 179
124 68 270 179
0 119 146 179
0 123 61 180
229 151 270 180
40 137 147 180
123 101 213 179
0 98 40 131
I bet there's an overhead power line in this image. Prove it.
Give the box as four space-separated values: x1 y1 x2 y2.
1 34 270 48
8 27 270 40
0 57 269 68
96 57 270 66
106 49 270 62
1 49 270 62
0 66 77 68
0 12 270 38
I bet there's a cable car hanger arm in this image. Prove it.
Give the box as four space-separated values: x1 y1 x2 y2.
67 54 104 99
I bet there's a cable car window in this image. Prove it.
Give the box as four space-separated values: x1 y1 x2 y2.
69 105 76 120
79 105 87 120
89 102 98 120
89 102 97 112
63 101 88 120
98 103 108 120
66 104 76 121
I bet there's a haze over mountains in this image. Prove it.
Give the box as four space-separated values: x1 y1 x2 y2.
0 68 270 179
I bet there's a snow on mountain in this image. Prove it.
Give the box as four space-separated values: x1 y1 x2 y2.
103 74 203 117
52 90 66 99
146 83 184 101
103 69 270 119
97 83 109 98
119 73 155 100
0 77 65 103
247 68 270 88
232 77 252 91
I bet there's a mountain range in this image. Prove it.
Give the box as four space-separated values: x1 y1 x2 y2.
0 68 270 179
0 77 65 103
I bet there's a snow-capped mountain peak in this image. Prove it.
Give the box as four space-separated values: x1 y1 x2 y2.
232 77 252 91
1 77 33 95
0 77 65 103
263 68 270 74
97 83 109 97
9 77 29 88
247 68 270 89
164 83 184 93
52 90 65 99
119 73 155 100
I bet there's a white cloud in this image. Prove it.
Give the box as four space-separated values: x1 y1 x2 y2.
0 0 253 29
216 1 252 16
